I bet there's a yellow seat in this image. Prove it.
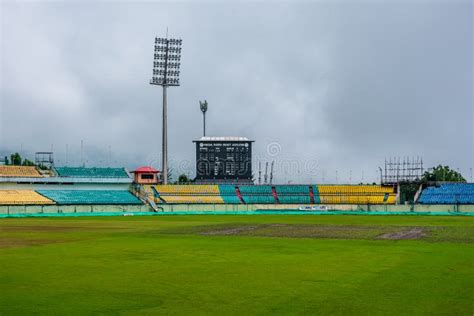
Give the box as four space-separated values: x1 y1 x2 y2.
152 185 220 195
317 185 396 204
319 194 395 204
161 195 224 204
0 190 55 205
318 185 394 194
0 166 43 177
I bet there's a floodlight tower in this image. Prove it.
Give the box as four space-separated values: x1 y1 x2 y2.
199 100 208 137
150 37 182 184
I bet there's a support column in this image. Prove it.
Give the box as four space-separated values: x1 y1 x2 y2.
203 112 206 137
162 85 168 184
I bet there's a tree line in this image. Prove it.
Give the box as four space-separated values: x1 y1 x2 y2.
3 153 34 166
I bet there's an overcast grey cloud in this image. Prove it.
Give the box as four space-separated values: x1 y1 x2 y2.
0 1 472 183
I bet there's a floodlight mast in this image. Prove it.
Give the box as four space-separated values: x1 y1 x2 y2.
199 100 208 137
150 37 182 184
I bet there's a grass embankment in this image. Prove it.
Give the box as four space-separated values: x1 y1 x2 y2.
0 215 473 315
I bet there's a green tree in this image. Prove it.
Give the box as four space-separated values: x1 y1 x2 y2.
178 174 189 184
4 156 9 165
399 183 420 204
422 165 466 182
22 159 35 166
10 153 22 165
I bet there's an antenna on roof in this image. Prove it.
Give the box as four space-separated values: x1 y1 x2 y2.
264 162 268 184
81 140 84 167
108 145 111 167
258 161 262 185
269 161 274 184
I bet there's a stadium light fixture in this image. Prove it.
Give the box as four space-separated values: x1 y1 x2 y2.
150 36 183 184
199 100 208 137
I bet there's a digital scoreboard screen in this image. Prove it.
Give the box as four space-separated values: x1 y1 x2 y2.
194 140 252 181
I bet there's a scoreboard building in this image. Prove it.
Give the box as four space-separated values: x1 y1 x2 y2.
193 137 254 184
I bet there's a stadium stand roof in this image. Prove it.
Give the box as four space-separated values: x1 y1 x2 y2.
193 136 252 142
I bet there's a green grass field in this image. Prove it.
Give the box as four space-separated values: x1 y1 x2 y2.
1 214 473 315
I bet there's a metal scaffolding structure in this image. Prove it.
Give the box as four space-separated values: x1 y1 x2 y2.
382 156 424 184
35 152 54 168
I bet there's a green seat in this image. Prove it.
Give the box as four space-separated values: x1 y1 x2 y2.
36 190 142 205
275 185 310 194
278 195 311 204
239 185 273 194
242 195 275 204
218 185 241 204
54 167 129 178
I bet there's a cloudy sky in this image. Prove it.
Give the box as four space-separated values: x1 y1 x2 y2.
0 0 472 183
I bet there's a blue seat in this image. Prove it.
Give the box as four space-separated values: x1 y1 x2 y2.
418 183 474 204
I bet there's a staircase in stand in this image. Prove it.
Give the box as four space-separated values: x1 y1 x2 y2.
271 186 280 203
235 186 245 204
309 186 315 204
